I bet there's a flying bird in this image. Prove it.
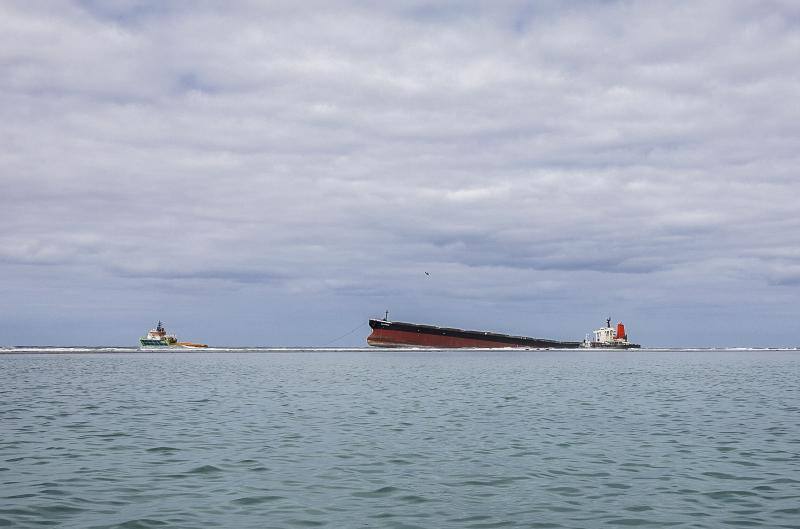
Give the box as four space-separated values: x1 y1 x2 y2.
424 271 430 276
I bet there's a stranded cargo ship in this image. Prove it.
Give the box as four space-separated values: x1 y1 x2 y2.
367 315 582 349
367 314 640 349
581 318 641 349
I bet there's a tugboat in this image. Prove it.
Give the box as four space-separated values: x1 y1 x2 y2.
139 321 177 347
582 318 641 349
139 321 208 348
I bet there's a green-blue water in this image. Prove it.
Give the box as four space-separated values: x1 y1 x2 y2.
1 349 799 528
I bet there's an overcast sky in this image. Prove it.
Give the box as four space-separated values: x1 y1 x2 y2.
1 0 799 347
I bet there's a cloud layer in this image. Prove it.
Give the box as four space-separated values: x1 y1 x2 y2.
2 0 799 346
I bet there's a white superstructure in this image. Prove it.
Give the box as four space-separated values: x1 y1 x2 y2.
592 325 617 345
582 318 640 349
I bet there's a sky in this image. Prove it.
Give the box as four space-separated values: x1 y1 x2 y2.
1 0 799 347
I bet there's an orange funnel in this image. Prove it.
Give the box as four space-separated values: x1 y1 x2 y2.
616 322 626 340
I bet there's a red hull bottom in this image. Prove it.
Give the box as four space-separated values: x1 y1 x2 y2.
369 327 529 348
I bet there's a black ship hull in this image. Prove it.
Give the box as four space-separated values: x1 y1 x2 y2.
367 319 582 349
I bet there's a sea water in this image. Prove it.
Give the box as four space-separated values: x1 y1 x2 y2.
1 348 798 528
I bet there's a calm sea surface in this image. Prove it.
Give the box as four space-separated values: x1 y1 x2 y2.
1 349 799 528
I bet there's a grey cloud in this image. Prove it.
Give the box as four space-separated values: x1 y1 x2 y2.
1 0 799 346
108 265 284 284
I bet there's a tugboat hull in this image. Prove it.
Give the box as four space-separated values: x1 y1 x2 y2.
139 339 170 347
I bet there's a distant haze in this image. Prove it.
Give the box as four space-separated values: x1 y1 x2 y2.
1 1 798 347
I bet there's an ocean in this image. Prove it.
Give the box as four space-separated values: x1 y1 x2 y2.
1 348 799 528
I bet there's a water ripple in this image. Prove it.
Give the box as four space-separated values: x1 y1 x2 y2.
1 349 799 528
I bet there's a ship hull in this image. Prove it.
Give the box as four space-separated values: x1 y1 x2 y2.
367 319 581 349
583 342 641 349
139 339 169 347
